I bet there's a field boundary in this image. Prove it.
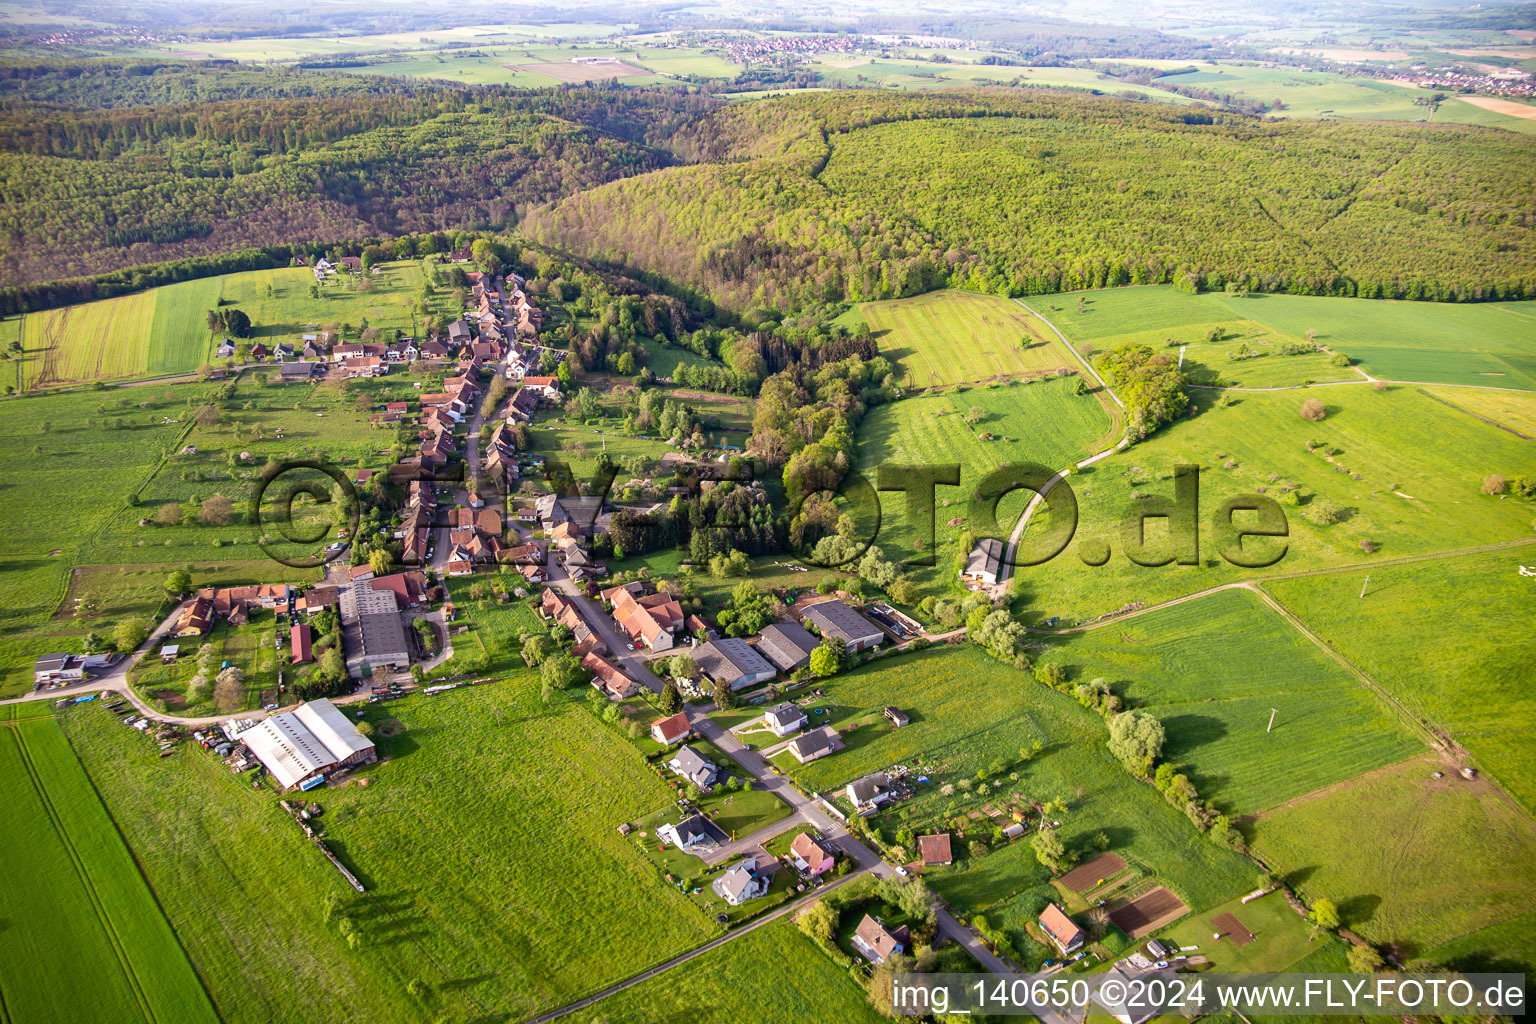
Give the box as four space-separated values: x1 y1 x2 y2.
7 721 156 1023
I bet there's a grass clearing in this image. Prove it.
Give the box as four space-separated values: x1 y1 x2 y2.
1249 753 1536 966
1046 286 1536 390
851 289 1082 388
1263 549 1536 814
23 289 157 387
0 712 218 1024
1054 588 1424 815
595 918 884 1023
1012 383 1536 623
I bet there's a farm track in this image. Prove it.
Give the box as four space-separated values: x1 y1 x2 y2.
6 721 157 1024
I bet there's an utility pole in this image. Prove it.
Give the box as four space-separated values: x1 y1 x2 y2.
1359 574 1370 599
1267 708 1278 734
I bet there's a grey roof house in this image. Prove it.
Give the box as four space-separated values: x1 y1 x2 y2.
667 745 719 789
712 860 774 906
763 701 807 738
657 813 728 854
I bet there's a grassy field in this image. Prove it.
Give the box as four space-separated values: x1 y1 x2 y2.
850 377 1116 609
15 260 455 389
1159 889 1339 972
1263 549 1536 814
1045 286 1536 391
343 43 740 87
1012 382 1536 623
1249 753 1536 968
770 645 1255 946
1421 385 1536 437
1053 588 1424 815
595 918 885 1023
62 676 723 1023
0 712 218 1024
846 289 1085 388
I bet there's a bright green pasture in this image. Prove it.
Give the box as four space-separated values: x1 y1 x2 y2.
0 714 218 1024
1250 754 1536 965
1046 286 1536 391
1054 587 1423 815
1263 548 1536 814
851 379 1114 609
852 289 1084 387
63 677 721 1023
1012 383 1536 623
598 918 884 1023
146 276 224 374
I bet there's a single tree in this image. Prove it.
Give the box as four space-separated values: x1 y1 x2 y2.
198 494 233 526
1309 898 1340 932
659 680 682 715
165 569 192 597
1347 943 1384 974
113 619 148 653
1299 397 1327 422
1106 710 1166 777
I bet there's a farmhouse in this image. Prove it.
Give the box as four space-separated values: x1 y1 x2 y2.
756 622 819 673
583 651 641 700
1039 903 1085 954
803 600 884 652
787 725 841 764
763 701 807 737
788 832 837 876
657 813 728 854
610 587 684 651
668 745 719 789
650 711 693 746
175 595 214 637
851 915 909 965
695 638 776 691
239 699 376 791
964 537 1005 587
918 833 953 867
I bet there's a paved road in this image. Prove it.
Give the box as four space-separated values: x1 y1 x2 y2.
546 557 668 691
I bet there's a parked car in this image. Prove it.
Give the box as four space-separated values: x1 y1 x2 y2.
264 703 279 711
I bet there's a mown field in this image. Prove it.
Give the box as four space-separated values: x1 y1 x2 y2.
14 260 456 389
596 918 884 1024
846 289 1084 388
851 376 1116 609
1012 382 1536 623
1421 385 1536 437
1052 587 1424 815
1038 289 1363 390
1250 753 1536 970
1263 549 1536 814
1050 286 1536 391
62 675 723 1023
0 713 218 1024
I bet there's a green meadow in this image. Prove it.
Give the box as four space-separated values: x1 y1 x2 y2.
848 289 1087 388
1048 286 1536 391
62 676 724 1023
1264 549 1536 813
597 918 885 1024
0 713 218 1024
1250 754 1536 968
1012 383 1536 623
1053 587 1424 815
851 377 1116 608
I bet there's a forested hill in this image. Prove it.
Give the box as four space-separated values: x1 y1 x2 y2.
525 89 1536 311
0 75 720 286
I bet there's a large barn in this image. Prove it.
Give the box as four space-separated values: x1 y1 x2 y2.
240 699 377 791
